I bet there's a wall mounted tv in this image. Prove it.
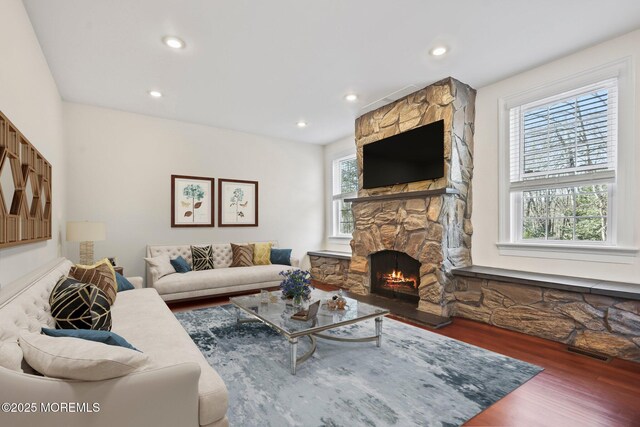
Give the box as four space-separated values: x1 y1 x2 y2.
362 119 444 189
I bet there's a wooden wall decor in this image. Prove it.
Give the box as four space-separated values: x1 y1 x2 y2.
0 111 52 248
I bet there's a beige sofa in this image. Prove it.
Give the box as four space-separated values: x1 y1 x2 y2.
0 258 228 427
146 242 300 302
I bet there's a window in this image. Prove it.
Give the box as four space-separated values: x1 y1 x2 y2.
509 79 616 244
498 58 636 261
332 154 357 237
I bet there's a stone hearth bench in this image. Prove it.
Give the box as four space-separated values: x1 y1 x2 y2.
308 250 351 287
451 266 640 362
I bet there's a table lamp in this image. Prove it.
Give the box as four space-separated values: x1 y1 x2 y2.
66 221 106 265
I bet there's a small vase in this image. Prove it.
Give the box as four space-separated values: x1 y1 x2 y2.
292 296 303 309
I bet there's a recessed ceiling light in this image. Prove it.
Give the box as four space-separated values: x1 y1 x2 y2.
148 90 163 98
296 121 308 128
162 36 185 49
430 46 448 56
344 93 358 102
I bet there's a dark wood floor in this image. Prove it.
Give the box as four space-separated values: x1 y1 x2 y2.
169 286 640 427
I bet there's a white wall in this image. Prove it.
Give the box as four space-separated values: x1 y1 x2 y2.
473 29 640 283
63 103 324 279
0 0 65 287
323 135 355 252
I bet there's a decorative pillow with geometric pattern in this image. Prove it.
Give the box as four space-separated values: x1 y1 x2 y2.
230 243 254 267
49 276 112 331
69 259 118 305
252 242 272 265
191 245 214 271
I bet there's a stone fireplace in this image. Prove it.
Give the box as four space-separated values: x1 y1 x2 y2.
345 77 476 318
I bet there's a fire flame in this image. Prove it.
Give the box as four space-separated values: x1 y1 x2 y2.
382 269 417 289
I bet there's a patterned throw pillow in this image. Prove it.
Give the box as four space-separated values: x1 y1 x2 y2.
69 259 118 305
191 245 214 271
252 242 272 265
230 243 254 267
49 276 112 331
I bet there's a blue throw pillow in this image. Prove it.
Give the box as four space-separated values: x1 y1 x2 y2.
170 256 192 273
115 272 135 292
270 248 292 266
41 328 140 351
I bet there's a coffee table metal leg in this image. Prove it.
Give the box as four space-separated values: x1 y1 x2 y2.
375 316 383 347
289 337 298 375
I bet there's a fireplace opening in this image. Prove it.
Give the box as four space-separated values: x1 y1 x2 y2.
370 250 420 304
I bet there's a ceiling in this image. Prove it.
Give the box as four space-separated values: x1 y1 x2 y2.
23 0 640 145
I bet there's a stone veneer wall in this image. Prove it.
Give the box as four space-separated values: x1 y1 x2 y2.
347 77 476 317
309 256 350 286
455 277 640 361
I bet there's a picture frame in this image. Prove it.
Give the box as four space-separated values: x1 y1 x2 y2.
218 178 258 227
171 175 215 227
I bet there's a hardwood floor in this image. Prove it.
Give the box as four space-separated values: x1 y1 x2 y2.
169 289 640 427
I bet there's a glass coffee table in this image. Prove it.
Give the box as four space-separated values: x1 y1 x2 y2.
230 289 389 375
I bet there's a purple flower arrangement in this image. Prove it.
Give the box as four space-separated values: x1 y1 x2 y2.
279 269 312 304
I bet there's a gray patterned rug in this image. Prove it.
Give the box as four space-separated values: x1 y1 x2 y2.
175 305 542 427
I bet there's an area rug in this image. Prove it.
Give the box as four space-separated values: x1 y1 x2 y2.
175 305 542 427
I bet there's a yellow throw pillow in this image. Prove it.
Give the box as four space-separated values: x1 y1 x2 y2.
253 242 272 265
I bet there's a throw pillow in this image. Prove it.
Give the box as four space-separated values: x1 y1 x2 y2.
252 242 272 265
49 276 112 331
230 243 254 267
191 245 214 271
144 253 176 281
41 328 140 351
270 248 292 266
69 259 118 305
115 272 135 292
19 332 150 381
170 255 192 273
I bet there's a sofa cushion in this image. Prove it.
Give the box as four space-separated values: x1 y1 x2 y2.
154 264 296 296
69 259 118 305
191 245 215 271
111 288 228 425
252 242 272 265
230 243 254 267
170 256 192 273
270 248 292 266
19 331 150 381
41 328 139 351
49 276 112 331
145 253 176 282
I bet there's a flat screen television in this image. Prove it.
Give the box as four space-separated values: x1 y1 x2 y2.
362 119 444 189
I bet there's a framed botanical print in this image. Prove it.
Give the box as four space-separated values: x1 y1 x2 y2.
218 179 258 227
171 175 214 227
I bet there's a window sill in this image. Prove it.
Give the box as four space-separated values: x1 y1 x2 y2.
496 242 638 264
328 236 352 241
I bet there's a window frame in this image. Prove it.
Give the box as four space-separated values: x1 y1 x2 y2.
330 153 357 238
497 57 637 263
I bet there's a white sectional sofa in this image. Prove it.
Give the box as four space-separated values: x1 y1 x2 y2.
146 242 300 302
0 258 228 427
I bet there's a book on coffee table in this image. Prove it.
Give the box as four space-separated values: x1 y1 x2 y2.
291 300 320 321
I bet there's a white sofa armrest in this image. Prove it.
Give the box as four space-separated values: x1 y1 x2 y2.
0 363 201 427
126 276 144 289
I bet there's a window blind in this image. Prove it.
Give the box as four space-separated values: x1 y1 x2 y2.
509 78 617 190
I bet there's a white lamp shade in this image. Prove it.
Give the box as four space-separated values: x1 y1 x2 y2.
66 221 106 242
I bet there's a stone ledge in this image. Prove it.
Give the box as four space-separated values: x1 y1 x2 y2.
307 250 352 260
344 188 459 204
452 265 640 301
